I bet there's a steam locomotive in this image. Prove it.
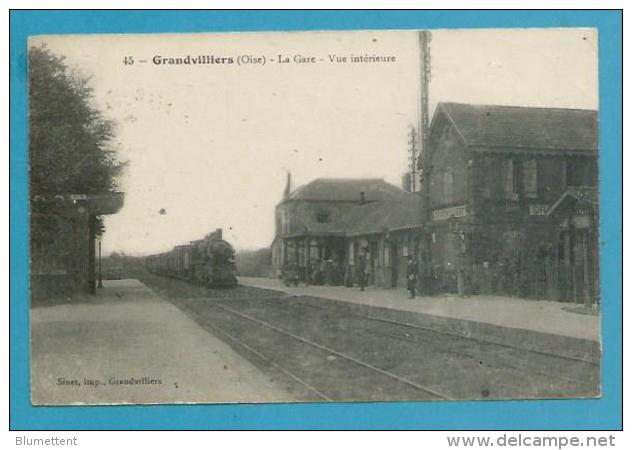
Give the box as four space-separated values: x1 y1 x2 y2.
146 228 238 288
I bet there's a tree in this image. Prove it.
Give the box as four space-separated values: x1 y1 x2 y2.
29 45 125 235
235 248 274 277
29 46 126 296
29 45 124 195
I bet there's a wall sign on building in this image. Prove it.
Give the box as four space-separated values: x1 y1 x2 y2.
529 204 549 216
432 205 467 221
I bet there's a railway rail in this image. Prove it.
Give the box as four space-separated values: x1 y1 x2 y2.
212 302 452 400
182 308 333 401
173 294 599 401
295 298 599 364
180 299 451 401
293 298 600 385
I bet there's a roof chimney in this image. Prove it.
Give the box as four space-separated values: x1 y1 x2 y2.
216 228 222 240
283 171 292 199
360 191 366 204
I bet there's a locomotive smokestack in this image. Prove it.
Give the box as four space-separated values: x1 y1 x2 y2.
216 228 222 240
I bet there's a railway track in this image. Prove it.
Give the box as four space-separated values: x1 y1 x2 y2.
212 302 452 400
179 299 452 401
293 298 600 385
172 293 599 401
181 308 333 401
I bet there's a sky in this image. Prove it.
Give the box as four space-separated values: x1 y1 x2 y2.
31 28 598 255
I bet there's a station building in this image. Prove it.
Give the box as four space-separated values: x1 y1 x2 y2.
271 102 599 305
270 177 424 288
30 192 124 299
425 103 598 304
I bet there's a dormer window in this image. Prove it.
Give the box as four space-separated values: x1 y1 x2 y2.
316 209 331 223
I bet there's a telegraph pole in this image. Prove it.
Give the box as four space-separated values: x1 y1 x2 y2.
418 30 432 221
417 30 432 294
408 125 418 192
98 239 103 288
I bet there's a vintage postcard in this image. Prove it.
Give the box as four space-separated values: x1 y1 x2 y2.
29 28 601 405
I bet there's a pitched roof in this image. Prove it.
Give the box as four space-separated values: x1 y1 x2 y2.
344 194 423 236
437 103 598 153
286 178 407 203
304 194 422 236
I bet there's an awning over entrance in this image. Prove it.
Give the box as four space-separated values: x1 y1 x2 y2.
547 187 598 218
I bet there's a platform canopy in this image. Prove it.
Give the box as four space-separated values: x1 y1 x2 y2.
86 192 125 215
32 192 124 215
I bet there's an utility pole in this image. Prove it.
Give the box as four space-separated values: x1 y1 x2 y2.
417 30 432 294
98 239 103 288
417 30 432 221
88 214 96 295
408 125 418 192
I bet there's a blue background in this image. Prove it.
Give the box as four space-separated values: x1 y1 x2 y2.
9 10 622 430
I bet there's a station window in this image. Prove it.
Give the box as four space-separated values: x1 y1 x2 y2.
443 167 453 204
504 158 520 200
565 158 596 187
565 159 579 187
524 159 538 198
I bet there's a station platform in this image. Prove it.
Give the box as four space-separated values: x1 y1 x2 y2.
30 279 295 405
238 277 602 361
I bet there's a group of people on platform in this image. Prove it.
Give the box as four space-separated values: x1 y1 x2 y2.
280 251 420 299
280 257 345 288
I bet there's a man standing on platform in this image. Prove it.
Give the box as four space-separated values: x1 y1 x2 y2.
357 250 368 292
407 254 419 299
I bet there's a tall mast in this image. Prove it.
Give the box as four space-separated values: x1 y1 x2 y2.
408 125 418 192
418 30 432 221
